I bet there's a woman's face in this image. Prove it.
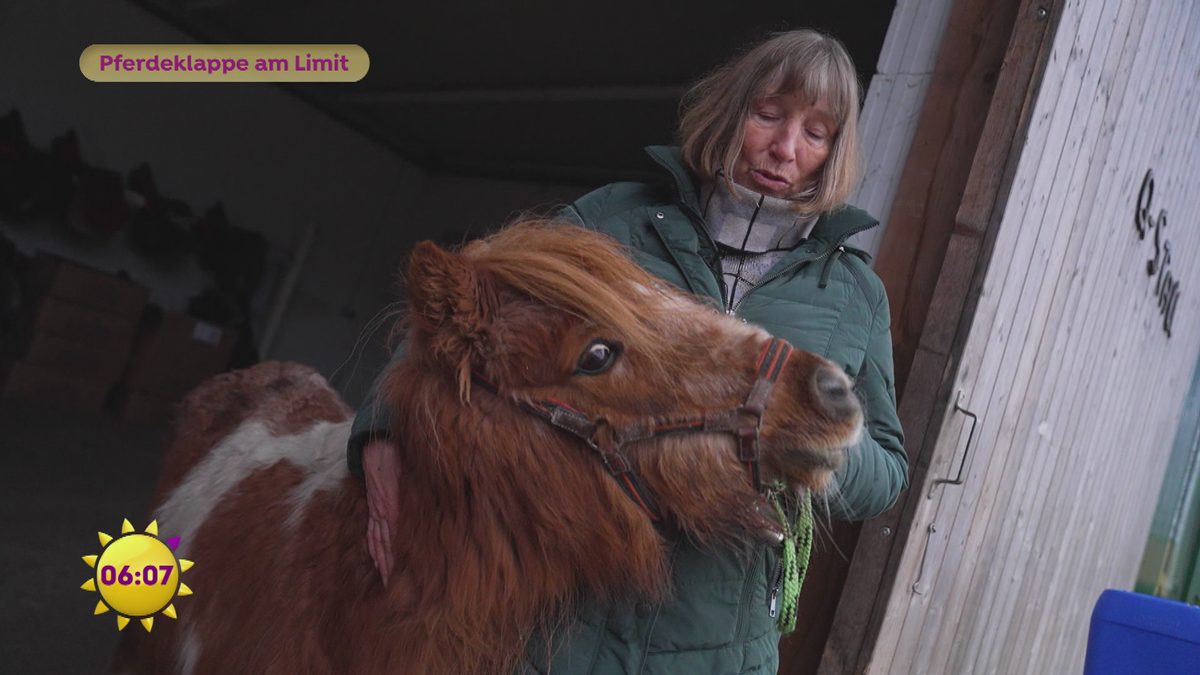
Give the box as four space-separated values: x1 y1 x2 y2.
733 91 836 199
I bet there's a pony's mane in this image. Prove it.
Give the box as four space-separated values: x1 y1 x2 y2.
428 219 688 367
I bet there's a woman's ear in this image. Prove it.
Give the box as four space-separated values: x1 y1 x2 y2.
405 241 490 400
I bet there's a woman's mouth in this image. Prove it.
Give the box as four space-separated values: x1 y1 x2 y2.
751 169 790 191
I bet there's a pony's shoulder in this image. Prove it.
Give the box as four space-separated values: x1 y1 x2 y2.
178 361 351 436
152 362 352 504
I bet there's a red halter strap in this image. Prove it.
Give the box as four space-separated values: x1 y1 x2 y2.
471 336 794 520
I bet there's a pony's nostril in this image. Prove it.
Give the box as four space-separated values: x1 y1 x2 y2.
815 366 856 416
816 366 848 397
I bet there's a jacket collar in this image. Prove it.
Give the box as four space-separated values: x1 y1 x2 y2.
644 145 879 250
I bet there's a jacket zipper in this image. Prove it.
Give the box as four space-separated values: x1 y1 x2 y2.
732 545 764 644
768 552 785 618
731 221 876 316
644 149 877 314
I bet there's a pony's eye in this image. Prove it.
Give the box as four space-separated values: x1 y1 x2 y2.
576 339 620 376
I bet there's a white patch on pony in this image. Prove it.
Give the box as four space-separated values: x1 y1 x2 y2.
844 421 864 449
285 422 354 528
153 420 352 559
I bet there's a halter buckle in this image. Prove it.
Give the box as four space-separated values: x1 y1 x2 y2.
589 421 633 476
737 424 761 463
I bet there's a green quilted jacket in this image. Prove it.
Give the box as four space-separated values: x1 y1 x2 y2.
347 146 907 675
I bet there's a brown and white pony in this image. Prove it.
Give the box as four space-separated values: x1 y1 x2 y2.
112 221 862 675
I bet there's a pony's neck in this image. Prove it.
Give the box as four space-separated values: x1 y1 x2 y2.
379 369 667 673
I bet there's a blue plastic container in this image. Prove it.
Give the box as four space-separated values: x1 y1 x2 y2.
1083 589 1200 675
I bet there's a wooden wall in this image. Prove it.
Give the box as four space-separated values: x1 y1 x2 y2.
779 3 959 672
867 0 1200 673
850 0 957 262
871 0 1025 400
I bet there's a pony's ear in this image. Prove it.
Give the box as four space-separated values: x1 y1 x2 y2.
406 241 490 397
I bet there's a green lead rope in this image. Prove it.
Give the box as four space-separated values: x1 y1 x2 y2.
769 487 813 634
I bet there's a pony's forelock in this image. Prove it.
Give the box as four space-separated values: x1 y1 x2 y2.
462 220 689 368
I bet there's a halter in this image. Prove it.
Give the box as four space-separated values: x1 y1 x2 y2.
471 336 794 521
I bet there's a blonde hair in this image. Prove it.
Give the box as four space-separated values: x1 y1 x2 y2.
678 29 862 215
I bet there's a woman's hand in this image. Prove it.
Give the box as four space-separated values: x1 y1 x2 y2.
363 438 400 586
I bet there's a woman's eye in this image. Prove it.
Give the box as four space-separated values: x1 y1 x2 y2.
576 339 620 375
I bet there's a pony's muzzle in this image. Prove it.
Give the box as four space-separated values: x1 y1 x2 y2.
814 365 859 422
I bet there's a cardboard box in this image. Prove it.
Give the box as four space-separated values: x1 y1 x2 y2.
122 311 238 400
28 296 139 348
112 387 177 428
27 252 148 321
8 297 140 383
1 360 110 413
22 331 130 382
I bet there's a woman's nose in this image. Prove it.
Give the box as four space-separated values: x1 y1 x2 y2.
770 126 799 162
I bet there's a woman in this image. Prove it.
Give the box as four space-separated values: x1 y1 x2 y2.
349 29 907 675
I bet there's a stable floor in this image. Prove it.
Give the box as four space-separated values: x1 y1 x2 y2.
0 399 166 674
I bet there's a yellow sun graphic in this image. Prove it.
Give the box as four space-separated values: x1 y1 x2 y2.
81 519 194 631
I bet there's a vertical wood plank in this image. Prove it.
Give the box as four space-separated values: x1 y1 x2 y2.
945 3 1200 667
990 2 1160 669
820 1 1068 673
1012 7 1200 672
957 2 1138 671
881 1 1099 670
863 0 1200 672
851 0 957 262
1038 12 1200 670
833 0 1200 673
872 0 1025 400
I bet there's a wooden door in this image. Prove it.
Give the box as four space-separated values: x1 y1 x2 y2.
830 0 1200 673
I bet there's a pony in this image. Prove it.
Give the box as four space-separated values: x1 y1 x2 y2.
111 220 863 675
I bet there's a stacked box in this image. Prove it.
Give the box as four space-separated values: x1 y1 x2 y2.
1 253 147 412
114 311 239 426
